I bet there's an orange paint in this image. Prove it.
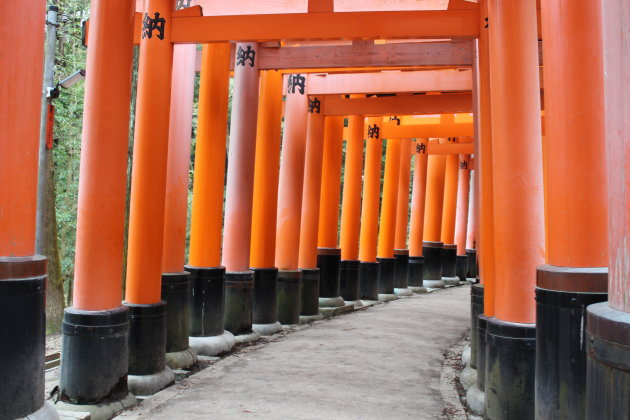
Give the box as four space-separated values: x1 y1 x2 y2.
440 152 459 245
162 44 197 273
323 93 473 117
377 138 402 258
409 139 429 257
0 0 47 257
188 43 231 268
422 142 447 243
454 155 471 255
275 75 309 270
541 0 608 267
488 0 544 323
221 43 260 272
298 98 327 269
394 140 413 250
358 117 383 263
381 122 474 140
250 71 284 269
339 114 365 261
317 116 345 249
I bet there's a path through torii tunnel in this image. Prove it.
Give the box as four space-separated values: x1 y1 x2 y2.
1 0 629 419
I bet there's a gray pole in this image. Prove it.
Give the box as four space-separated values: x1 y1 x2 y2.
35 6 59 254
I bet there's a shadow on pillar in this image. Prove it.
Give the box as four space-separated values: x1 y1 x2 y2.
466 248 478 280
252 267 282 336
536 265 607 420
422 241 445 288
376 257 397 302
585 302 630 419
185 266 235 356
225 270 260 343
317 248 345 308
485 317 536 420
456 255 468 283
407 256 426 293
162 272 196 369
340 260 362 307
470 284 484 371
393 249 413 296
359 261 379 301
300 268 323 323
441 244 458 285
277 270 301 325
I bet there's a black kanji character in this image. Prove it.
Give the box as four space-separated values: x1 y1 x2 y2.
389 116 401 125
142 12 166 40
367 124 380 139
308 97 321 113
236 45 256 67
287 74 306 94
416 143 426 154
460 161 469 170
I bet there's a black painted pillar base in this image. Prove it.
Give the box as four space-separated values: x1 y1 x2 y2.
470 283 484 370
456 255 468 283
277 270 301 325
185 266 226 337
393 249 409 289
300 268 320 317
441 244 458 285
535 265 608 420
359 261 379 300
407 256 425 292
126 301 167 376
340 259 360 303
477 314 488 391
317 248 342 308
252 267 279 325
585 302 630 419
485 317 536 420
161 272 191 354
59 306 129 404
466 248 478 280
0 255 46 419
423 241 445 288
224 271 255 336
377 257 396 301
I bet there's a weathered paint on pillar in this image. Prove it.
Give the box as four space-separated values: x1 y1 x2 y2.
423 143 447 243
394 139 413 250
409 139 429 257
125 0 175 305
250 70 283 269
317 116 345 249
162 44 196 273
488 0 544 324
298 96 327 269
441 149 459 245
222 42 260 272
455 155 471 255
359 118 383 263
188 43 231 268
466 168 476 250
275 74 309 270
377 138 402 259
339 114 365 261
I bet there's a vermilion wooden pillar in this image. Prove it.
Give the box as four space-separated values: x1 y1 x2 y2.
536 1 609 418
339 114 365 305
440 148 460 285
222 42 260 339
160 42 197 369
0 1 51 418
376 137 401 301
585 1 630 418
393 140 413 296
466 168 478 280
186 43 233 356
298 96 327 320
275 74 309 324
422 142 447 288
485 0 544 417
57 0 135 409
250 70 283 336
358 117 383 301
316 116 346 309
454 154 471 282
124 0 176 395
408 139 429 292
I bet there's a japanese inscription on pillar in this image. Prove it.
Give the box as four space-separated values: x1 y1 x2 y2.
287 74 306 95
236 45 256 67
142 12 166 40
389 116 401 125
460 160 469 170
416 143 426 154
367 124 380 139
308 97 321 114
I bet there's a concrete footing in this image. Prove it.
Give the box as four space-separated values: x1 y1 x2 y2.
378 293 398 302
423 279 445 288
165 347 197 370
409 286 427 294
442 276 460 286
345 300 364 309
189 331 235 356
128 367 175 397
360 300 380 307
461 366 477 391
252 322 283 336
54 395 136 420
394 287 413 297
233 331 261 344
19 402 61 420
318 296 345 308
466 384 485 416
300 313 324 324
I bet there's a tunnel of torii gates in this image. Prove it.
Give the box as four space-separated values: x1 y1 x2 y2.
1 0 628 419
